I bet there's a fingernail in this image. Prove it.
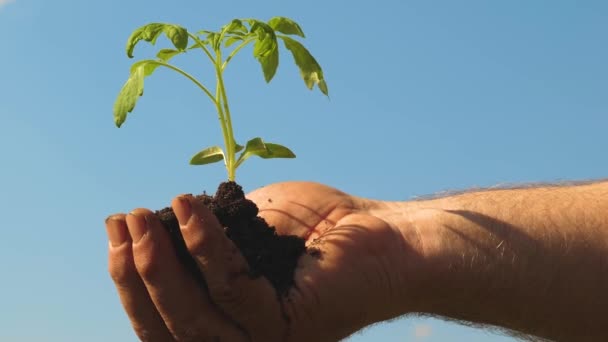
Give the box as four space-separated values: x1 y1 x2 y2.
174 196 192 225
126 211 149 243
105 215 128 247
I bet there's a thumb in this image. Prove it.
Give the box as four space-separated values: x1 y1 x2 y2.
172 195 287 341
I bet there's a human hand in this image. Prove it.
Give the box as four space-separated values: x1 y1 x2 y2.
105 182 425 341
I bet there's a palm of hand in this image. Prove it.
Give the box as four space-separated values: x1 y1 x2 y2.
246 182 409 341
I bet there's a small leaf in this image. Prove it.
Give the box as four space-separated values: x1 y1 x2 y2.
244 137 267 154
224 35 243 47
156 49 182 62
235 137 295 169
235 143 244 152
279 36 328 95
205 32 220 49
193 30 220 49
268 17 305 37
113 66 145 127
196 29 213 36
130 60 162 76
258 44 279 82
113 60 164 127
247 20 279 82
126 23 188 58
260 143 296 159
188 42 204 50
223 19 248 35
190 146 225 165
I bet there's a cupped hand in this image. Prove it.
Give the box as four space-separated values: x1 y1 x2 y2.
105 182 424 341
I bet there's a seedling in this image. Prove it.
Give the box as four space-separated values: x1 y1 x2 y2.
113 17 328 181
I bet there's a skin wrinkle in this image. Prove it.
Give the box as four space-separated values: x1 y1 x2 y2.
256 208 318 239
255 189 360 341
287 201 346 241
283 280 314 341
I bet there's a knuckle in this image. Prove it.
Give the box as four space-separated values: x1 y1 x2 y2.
130 237 163 281
170 316 212 342
133 327 161 342
108 263 132 286
183 224 219 258
108 253 137 286
209 274 249 315
135 254 162 281
209 281 240 303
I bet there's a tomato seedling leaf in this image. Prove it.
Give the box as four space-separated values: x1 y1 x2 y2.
190 146 226 165
113 65 145 127
248 19 279 82
234 137 295 169
127 23 189 58
279 36 328 95
157 49 183 62
268 17 305 37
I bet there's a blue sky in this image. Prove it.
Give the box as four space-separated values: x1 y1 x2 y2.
1 0 606 341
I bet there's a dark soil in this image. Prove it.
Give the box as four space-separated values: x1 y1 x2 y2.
155 181 306 297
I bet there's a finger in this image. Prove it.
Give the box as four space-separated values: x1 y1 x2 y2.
105 214 174 342
126 208 247 341
174 196 286 341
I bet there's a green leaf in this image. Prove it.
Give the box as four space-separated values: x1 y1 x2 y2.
279 36 328 96
205 32 220 49
259 143 296 159
222 19 248 35
268 17 305 37
113 60 164 127
126 23 188 58
196 29 213 36
130 60 163 76
188 42 204 50
235 143 244 152
193 30 221 49
243 137 267 154
235 137 295 169
247 19 279 82
156 49 182 62
190 146 225 165
224 35 243 47
113 65 145 127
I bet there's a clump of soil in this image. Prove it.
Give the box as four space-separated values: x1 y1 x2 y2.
155 181 306 296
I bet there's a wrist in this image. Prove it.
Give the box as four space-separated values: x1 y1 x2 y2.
363 198 447 317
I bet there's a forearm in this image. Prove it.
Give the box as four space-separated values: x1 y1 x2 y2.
384 181 608 341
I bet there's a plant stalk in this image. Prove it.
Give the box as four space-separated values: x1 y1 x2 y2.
151 61 216 105
187 33 216 64
221 38 255 71
214 50 237 181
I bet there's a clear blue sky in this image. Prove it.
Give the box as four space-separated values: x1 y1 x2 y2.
1 0 606 341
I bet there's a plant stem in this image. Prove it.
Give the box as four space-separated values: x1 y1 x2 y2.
188 32 236 179
214 78 231 176
211 48 237 181
216 66 236 180
152 61 216 105
221 38 255 71
187 33 216 64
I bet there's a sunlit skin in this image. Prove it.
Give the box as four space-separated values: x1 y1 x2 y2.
106 182 424 341
106 180 608 341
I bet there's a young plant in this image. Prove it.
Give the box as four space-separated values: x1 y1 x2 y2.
113 17 328 181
